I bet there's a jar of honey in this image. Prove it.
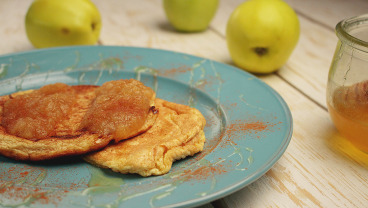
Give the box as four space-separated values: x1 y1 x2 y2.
327 14 368 152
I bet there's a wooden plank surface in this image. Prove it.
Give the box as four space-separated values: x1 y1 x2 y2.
0 0 368 207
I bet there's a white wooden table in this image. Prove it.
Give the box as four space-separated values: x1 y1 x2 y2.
1 0 368 207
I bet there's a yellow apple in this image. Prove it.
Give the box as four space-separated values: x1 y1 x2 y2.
226 0 300 74
163 0 219 32
25 0 102 48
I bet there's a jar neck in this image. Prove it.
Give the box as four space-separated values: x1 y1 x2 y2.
336 14 368 53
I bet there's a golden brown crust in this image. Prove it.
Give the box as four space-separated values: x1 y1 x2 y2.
0 84 157 161
0 129 112 161
84 98 206 177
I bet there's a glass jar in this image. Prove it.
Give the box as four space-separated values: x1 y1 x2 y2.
327 14 368 153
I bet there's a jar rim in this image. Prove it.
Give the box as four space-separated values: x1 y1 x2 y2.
336 14 368 51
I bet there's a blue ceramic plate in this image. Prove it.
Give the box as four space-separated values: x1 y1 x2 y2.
0 46 292 208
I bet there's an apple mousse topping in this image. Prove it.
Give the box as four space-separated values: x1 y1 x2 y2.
79 79 155 140
1 79 156 141
2 83 77 140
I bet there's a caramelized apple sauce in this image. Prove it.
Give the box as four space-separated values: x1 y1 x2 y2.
2 83 77 140
80 79 155 139
1 79 155 141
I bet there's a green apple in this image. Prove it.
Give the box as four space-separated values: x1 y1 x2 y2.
163 0 219 32
226 0 300 74
25 0 102 48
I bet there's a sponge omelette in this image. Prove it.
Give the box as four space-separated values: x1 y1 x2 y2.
0 79 157 161
84 98 206 177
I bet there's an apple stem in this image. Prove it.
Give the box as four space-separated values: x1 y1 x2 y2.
61 28 70 35
253 47 268 56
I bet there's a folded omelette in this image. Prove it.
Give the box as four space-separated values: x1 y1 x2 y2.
0 80 157 161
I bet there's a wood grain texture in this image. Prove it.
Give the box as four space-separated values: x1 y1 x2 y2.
0 0 368 207
0 0 33 54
